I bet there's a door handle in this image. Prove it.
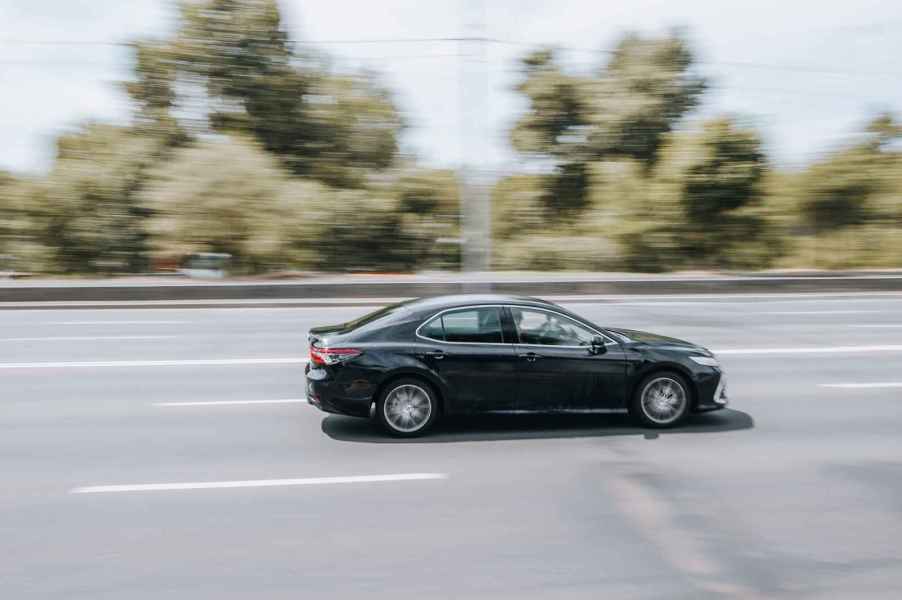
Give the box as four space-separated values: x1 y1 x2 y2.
426 350 445 360
519 352 541 362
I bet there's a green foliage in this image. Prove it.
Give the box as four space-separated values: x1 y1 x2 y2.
512 34 705 166
798 115 900 232
510 49 586 159
125 41 177 123
497 117 779 271
494 234 619 271
0 174 55 272
295 75 402 187
138 137 461 274
626 118 770 269
0 171 17 247
6 5 901 275
492 174 550 241
587 33 706 164
128 0 402 189
26 124 181 274
510 33 705 218
301 168 460 272
140 136 312 273
300 193 454 273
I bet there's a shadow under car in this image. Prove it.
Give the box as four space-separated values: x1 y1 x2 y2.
321 408 754 444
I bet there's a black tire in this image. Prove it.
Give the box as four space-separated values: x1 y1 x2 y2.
632 371 691 428
375 377 439 437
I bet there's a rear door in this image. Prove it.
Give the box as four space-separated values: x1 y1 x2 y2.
509 306 626 412
416 306 518 414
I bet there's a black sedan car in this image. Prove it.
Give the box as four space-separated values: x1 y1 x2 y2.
306 294 727 436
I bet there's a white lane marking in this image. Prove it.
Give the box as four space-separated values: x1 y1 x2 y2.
0 299 410 308
715 345 902 355
848 324 902 328
565 291 902 302
0 357 308 369
763 310 879 315
155 398 308 407
0 335 176 342
71 473 448 494
819 382 902 389
51 321 188 325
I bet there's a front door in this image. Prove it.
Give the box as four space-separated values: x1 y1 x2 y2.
509 306 626 412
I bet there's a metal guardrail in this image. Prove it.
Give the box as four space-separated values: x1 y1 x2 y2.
3 273 902 304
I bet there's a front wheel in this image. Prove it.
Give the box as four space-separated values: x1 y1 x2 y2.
632 372 691 428
376 378 439 437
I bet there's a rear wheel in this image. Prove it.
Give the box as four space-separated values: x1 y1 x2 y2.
376 378 438 437
632 371 690 428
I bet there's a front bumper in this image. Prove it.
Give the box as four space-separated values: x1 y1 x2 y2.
695 371 728 412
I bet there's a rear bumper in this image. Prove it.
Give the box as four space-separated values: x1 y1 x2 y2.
306 366 374 418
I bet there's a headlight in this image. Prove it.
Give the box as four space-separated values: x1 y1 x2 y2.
689 355 719 367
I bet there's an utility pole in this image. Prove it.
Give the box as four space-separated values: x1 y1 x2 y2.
459 0 491 278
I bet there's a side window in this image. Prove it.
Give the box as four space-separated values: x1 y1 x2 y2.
440 307 504 344
511 307 597 347
419 316 445 341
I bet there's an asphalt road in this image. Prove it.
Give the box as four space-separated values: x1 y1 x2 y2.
3 293 902 599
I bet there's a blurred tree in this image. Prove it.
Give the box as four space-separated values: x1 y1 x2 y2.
0 171 23 262
0 171 15 241
129 0 402 189
394 168 461 270
140 136 319 273
300 167 461 272
510 33 705 216
491 174 548 241
800 113 901 232
297 74 402 187
491 169 621 270
140 136 451 273
300 192 415 272
125 41 177 123
584 34 706 164
619 118 772 270
768 113 902 268
0 174 56 273
510 49 587 161
28 124 179 274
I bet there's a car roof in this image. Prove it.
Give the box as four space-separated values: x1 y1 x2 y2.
403 294 561 315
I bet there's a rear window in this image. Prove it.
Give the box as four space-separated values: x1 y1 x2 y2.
420 307 504 344
338 301 412 333
419 317 445 341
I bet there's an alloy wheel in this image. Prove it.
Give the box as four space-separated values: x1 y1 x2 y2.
640 376 687 425
383 384 433 433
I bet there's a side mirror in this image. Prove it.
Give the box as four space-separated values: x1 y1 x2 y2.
590 336 607 355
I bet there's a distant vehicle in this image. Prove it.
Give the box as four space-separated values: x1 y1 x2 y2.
0 254 16 278
178 252 231 279
306 294 728 436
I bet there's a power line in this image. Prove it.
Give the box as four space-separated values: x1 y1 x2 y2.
1 35 899 79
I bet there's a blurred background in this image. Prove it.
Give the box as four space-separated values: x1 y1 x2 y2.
1 0 901 277
5 5 902 598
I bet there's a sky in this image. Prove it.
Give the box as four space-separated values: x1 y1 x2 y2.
1 0 901 176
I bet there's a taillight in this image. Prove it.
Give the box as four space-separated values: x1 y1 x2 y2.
309 346 362 366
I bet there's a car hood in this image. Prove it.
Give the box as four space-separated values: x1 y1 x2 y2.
607 328 711 354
